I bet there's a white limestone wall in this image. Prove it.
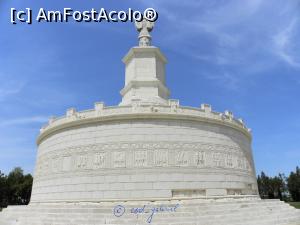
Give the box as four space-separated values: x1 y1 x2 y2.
31 118 258 203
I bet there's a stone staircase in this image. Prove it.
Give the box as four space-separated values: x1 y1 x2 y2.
0 197 299 225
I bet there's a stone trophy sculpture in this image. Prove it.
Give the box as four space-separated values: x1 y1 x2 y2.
135 19 154 46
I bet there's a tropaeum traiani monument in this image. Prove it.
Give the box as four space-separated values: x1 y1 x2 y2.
0 19 299 225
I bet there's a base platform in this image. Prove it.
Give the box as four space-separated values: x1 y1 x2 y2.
0 197 299 225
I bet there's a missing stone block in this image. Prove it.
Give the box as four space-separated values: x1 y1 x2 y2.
172 189 206 198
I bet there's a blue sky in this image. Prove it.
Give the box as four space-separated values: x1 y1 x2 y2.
0 0 299 176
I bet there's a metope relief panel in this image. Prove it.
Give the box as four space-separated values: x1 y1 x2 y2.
113 151 126 168
134 151 147 167
194 151 206 167
52 157 62 173
225 154 234 168
76 154 89 170
175 151 189 167
236 157 251 171
62 156 72 172
212 152 225 168
154 149 168 167
93 152 106 169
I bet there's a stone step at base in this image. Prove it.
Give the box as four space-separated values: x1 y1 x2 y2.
1 205 293 219
1 200 291 214
2 212 299 223
0 198 299 225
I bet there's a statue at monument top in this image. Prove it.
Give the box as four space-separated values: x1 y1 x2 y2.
135 19 154 46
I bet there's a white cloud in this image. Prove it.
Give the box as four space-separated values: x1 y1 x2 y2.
0 116 49 127
138 0 300 73
202 72 240 91
272 18 300 68
0 80 25 102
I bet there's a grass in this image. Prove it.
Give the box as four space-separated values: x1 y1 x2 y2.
288 202 300 209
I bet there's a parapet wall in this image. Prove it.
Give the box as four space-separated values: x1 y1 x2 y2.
38 100 251 144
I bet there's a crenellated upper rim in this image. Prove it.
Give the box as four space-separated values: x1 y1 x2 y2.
37 100 252 145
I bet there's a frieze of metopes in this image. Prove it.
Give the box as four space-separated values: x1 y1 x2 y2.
34 142 253 178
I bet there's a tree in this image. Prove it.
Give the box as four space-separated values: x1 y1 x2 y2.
0 171 8 207
257 171 271 198
6 167 33 205
257 172 287 200
287 167 300 201
270 173 287 200
19 174 33 204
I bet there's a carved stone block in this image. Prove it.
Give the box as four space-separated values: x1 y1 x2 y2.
113 152 126 168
